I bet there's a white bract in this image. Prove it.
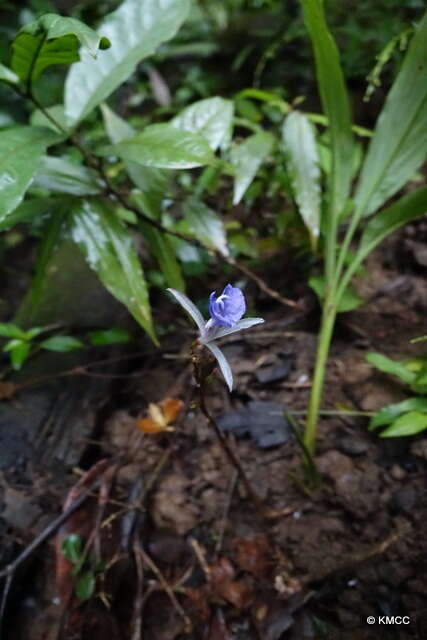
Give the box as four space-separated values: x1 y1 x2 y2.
167 287 264 391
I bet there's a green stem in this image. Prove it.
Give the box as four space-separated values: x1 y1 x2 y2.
304 298 337 455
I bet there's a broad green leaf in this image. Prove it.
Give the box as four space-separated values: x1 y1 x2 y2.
10 14 110 87
355 12 427 217
33 156 102 195
64 0 190 125
70 199 157 343
300 0 354 219
171 97 234 151
0 323 27 339
309 275 362 312
366 352 416 385
230 131 274 205
356 187 427 265
369 397 427 430
3 339 31 370
0 64 19 85
41 335 84 351
138 221 185 291
282 111 321 247
100 104 167 212
31 208 68 309
101 124 215 169
182 198 229 256
0 126 57 224
381 411 427 438
88 328 131 346
0 196 64 232
30 104 69 136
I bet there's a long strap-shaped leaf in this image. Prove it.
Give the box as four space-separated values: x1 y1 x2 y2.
300 0 354 220
355 11 427 218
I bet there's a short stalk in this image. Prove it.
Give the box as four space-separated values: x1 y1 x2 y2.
304 297 338 455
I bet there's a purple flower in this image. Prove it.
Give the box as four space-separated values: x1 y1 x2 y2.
209 284 246 328
167 286 264 391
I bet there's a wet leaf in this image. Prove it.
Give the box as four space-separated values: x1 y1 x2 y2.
172 97 234 151
182 197 229 256
70 198 157 343
33 156 102 195
65 0 190 125
282 111 321 248
100 124 215 169
231 131 274 204
0 126 58 224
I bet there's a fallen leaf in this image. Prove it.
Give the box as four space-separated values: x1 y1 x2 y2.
232 535 272 578
209 557 253 609
137 397 184 434
54 459 110 604
0 381 16 399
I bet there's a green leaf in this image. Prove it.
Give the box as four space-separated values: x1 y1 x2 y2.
380 411 427 438
230 131 274 205
10 14 110 87
300 0 354 219
182 198 229 256
357 187 427 264
88 328 131 346
0 196 64 232
61 534 83 565
171 97 234 151
30 104 69 136
0 126 58 224
64 0 190 125
369 397 427 430
355 12 427 217
33 156 102 195
70 199 157 343
100 104 168 213
76 571 96 601
101 124 215 169
366 352 416 385
0 63 19 85
282 111 321 248
41 335 84 352
0 323 27 339
309 275 362 312
138 221 185 291
4 339 31 370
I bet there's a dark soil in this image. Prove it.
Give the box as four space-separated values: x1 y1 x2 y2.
1 226 427 640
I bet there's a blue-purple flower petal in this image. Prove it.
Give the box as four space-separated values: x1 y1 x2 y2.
209 284 246 328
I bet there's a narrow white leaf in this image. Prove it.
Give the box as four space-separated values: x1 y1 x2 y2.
207 317 264 340
204 342 234 392
282 111 321 247
167 288 205 332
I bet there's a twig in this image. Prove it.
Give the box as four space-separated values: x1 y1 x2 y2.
136 547 192 633
131 540 145 640
214 470 238 557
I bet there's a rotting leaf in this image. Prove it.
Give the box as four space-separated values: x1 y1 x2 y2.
209 557 253 609
232 535 272 578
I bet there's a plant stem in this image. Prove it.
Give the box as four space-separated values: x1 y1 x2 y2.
304 298 337 455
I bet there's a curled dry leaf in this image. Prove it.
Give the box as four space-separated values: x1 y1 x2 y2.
137 396 184 434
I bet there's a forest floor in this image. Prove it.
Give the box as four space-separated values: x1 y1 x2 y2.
1 220 427 640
